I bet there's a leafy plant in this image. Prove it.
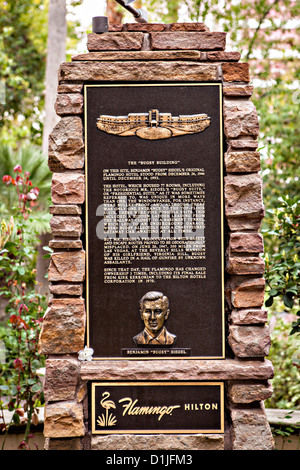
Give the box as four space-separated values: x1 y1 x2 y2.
0 0 47 145
266 313 300 410
0 140 52 217
263 195 300 337
270 411 300 451
0 165 46 449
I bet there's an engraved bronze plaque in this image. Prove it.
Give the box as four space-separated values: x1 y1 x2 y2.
84 83 224 360
91 382 224 434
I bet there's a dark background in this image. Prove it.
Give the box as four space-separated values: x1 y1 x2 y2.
85 83 224 359
92 382 223 433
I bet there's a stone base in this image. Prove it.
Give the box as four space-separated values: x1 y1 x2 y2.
40 22 274 451
91 433 224 450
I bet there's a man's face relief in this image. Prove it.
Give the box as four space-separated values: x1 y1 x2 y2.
141 299 169 336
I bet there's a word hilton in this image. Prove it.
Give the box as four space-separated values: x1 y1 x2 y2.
184 402 219 411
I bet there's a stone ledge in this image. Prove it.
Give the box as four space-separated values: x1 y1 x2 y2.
49 239 83 250
54 93 83 116
91 433 224 450
80 358 274 381
44 401 85 438
38 298 86 355
229 277 265 308
226 215 263 232
50 215 82 238
87 32 144 51
71 50 242 63
48 116 84 172
228 325 271 358
222 62 250 82
223 100 259 138
59 61 218 82
57 83 83 93
51 172 85 205
230 404 275 450
207 51 240 61
49 283 83 297
225 151 261 173
223 84 253 97
49 204 82 215
224 173 264 219
150 32 226 51
44 357 80 402
226 139 258 151
48 250 85 282
72 50 203 61
265 408 300 426
229 232 264 254
109 23 210 33
226 255 265 275
227 380 273 404
230 308 268 325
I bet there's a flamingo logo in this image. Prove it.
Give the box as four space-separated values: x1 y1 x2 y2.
97 391 117 427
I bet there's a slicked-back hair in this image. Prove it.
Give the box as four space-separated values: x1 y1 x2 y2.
139 291 169 311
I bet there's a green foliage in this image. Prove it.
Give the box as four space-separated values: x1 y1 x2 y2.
257 83 300 211
0 0 48 145
65 0 86 61
0 141 52 234
270 411 300 450
148 0 180 23
266 314 300 409
0 0 84 146
0 166 46 450
263 195 300 334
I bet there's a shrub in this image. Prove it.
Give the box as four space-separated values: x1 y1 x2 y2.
266 312 300 410
263 195 300 337
0 165 46 450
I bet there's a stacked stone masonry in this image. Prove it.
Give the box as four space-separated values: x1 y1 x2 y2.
38 22 274 451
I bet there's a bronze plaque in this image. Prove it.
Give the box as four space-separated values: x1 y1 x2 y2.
84 83 224 360
91 381 224 434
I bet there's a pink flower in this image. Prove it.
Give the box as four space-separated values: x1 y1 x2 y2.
13 358 24 371
18 303 29 314
13 165 22 173
15 175 23 184
10 314 29 330
27 187 39 201
2 175 12 184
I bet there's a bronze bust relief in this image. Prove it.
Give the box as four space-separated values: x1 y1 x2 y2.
133 291 177 346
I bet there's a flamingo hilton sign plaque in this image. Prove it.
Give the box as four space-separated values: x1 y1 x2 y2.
92 382 224 434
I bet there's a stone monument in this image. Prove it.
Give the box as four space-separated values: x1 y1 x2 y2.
38 20 274 451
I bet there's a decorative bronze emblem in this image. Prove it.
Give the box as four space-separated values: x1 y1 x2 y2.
97 392 117 428
97 109 211 140
92 382 225 434
133 291 177 346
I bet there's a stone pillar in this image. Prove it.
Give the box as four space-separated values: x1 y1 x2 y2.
38 22 274 451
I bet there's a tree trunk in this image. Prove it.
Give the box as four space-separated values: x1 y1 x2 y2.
42 0 67 155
